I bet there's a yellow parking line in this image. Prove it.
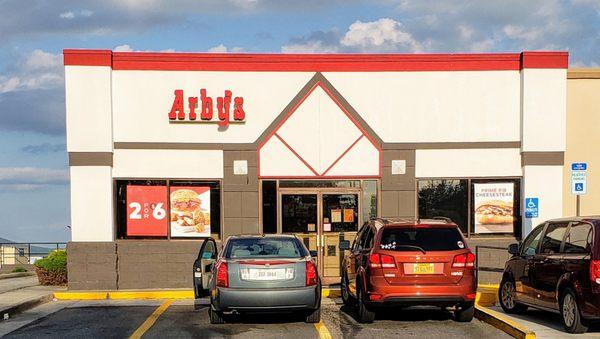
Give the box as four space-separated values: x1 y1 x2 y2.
129 300 173 339
314 319 332 339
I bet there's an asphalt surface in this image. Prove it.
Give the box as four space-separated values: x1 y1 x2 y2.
0 298 510 338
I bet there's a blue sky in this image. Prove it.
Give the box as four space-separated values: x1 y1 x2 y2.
0 0 599 242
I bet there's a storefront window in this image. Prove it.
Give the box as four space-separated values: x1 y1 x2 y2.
418 180 468 234
281 194 317 233
262 181 277 233
322 194 359 232
362 180 378 222
115 180 221 239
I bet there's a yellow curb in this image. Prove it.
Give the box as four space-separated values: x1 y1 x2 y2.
475 305 536 339
53 292 108 300
129 299 173 339
314 319 332 339
321 288 340 299
109 290 194 300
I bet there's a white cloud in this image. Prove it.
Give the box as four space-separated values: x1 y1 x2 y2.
59 11 74 19
207 44 245 53
282 40 340 53
0 167 69 188
341 18 423 52
0 49 63 94
59 9 94 20
114 44 134 52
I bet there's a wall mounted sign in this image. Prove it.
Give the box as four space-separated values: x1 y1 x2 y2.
473 182 515 234
168 89 246 127
126 185 168 236
170 186 211 237
525 197 539 218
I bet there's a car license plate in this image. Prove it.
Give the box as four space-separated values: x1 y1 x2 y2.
413 263 435 274
241 268 293 281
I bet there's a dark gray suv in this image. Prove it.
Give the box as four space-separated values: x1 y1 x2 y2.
193 235 321 324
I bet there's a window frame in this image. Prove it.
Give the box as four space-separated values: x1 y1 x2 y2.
539 221 570 255
563 221 594 254
520 222 546 256
114 178 223 240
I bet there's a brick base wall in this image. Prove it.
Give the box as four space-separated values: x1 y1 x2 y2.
67 240 204 290
469 237 518 285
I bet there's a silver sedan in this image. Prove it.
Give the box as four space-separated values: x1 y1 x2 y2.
193 234 322 324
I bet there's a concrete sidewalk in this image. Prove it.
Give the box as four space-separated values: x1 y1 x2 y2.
488 306 600 338
0 274 64 321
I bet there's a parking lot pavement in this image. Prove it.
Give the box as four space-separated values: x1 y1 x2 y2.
1 298 510 338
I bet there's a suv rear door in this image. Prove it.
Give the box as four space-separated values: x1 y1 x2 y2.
534 221 569 309
375 226 471 286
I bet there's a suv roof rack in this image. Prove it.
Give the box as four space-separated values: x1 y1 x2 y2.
417 217 454 224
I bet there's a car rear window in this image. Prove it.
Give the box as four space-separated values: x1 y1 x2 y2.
225 238 307 259
379 227 465 251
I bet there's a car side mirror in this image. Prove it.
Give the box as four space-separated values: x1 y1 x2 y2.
309 250 318 257
339 240 351 251
508 243 520 255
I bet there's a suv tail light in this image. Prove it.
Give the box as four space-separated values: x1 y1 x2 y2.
452 252 475 268
369 253 397 269
590 260 600 284
306 260 318 286
216 262 229 287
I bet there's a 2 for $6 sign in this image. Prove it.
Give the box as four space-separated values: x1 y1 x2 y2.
126 185 168 236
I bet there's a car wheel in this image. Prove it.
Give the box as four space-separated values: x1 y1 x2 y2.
208 306 225 324
499 278 527 314
454 303 474 322
356 287 375 323
341 274 355 306
560 287 588 334
305 307 321 323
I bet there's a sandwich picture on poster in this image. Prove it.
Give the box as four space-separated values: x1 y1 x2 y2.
170 186 211 237
473 183 515 233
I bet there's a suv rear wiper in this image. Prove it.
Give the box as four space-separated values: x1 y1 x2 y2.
394 245 426 254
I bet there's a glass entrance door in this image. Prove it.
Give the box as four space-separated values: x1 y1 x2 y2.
279 189 360 280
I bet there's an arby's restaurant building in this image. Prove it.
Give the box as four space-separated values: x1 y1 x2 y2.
64 49 568 289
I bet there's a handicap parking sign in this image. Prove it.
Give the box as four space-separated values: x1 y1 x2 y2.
525 198 539 218
571 162 587 195
575 183 584 192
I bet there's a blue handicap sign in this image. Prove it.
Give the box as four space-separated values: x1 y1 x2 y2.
525 198 539 218
572 163 587 171
575 183 584 192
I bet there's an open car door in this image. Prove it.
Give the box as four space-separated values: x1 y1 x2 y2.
193 238 218 299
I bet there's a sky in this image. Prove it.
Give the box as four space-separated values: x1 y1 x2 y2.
0 0 599 242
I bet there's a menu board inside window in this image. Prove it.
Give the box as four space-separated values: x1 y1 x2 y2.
170 186 211 237
473 182 515 233
126 185 168 236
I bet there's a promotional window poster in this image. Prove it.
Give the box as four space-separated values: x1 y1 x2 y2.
126 185 168 236
473 183 515 233
169 186 211 237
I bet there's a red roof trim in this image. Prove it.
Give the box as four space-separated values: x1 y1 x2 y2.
521 51 568 69
63 49 568 71
63 49 112 67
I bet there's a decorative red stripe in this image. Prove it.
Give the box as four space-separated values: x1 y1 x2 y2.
274 133 319 176
521 51 568 69
63 49 112 67
321 135 364 176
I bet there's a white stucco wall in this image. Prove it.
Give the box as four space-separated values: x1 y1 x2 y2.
65 66 113 152
112 149 224 178
70 166 114 241
522 166 564 234
415 148 522 178
324 71 521 143
521 69 567 152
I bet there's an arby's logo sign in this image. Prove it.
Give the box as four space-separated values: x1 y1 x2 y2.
168 89 245 127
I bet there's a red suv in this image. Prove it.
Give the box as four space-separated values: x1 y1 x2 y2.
340 218 476 323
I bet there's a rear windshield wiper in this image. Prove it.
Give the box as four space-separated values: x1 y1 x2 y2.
390 245 427 254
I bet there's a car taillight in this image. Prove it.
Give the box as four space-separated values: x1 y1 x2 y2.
216 262 228 287
306 260 318 286
369 254 397 269
452 252 475 268
590 260 600 284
